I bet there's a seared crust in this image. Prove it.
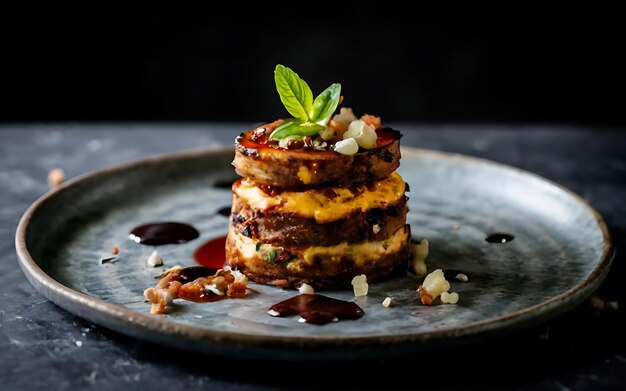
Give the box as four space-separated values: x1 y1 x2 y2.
230 192 408 248
232 121 402 188
224 225 411 288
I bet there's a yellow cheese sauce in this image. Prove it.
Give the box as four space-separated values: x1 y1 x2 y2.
229 225 409 269
298 225 409 268
234 172 406 223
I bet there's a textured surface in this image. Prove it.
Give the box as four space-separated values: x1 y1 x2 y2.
2 123 626 389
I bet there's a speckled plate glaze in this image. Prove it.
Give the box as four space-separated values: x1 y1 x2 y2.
15 147 614 361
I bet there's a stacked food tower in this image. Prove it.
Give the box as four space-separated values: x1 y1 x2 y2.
225 65 410 288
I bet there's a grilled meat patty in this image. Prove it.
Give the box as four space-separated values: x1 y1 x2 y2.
230 192 408 248
232 121 402 188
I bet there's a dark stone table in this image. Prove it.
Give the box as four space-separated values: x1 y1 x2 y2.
2 123 625 390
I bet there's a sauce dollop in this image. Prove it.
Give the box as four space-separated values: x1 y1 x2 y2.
485 232 515 243
269 294 364 325
129 222 199 246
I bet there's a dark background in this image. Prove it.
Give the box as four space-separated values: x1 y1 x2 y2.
2 9 624 127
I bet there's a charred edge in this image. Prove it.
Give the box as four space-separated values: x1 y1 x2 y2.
377 148 394 163
381 127 403 140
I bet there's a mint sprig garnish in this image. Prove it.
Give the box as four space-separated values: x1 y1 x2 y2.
310 83 342 123
274 64 313 121
270 64 341 140
269 119 326 140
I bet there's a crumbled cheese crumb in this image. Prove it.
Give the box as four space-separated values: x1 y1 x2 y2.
47 168 65 187
417 269 453 305
204 284 224 295
410 239 429 276
299 283 315 295
334 138 359 155
440 291 460 304
146 250 163 267
344 119 377 149
455 273 469 282
382 297 393 307
351 274 369 297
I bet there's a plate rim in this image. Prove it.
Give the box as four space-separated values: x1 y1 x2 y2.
14 146 616 358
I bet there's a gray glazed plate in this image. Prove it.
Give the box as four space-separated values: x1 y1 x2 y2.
15 147 614 361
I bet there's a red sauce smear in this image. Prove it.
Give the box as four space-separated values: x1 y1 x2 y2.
269 294 365 325
193 235 226 270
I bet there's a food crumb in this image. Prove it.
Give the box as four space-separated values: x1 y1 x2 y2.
455 273 469 282
75 340 83 347
144 266 248 314
298 283 315 295
589 295 619 311
146 250 163 267
351 274 368 297
382 297 393 307
589 294 605 310
417 269 456 306
47 168 65 187
440 291 460 304
112 247 119 255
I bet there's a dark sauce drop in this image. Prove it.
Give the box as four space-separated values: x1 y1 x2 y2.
216 206 231 217
269 294 364 325
176 266 219 283
193 236 226 270
485 232 515 243
129 222 199 246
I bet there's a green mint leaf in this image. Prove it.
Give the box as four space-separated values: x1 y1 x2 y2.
274 64 313 120
309 83 341 123
269 119 325 140
269 118 303 138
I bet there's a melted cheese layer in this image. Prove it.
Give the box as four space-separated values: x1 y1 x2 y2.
229 224 409 270
234 172 406 223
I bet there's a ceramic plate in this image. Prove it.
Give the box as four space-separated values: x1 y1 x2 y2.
15 147 614 361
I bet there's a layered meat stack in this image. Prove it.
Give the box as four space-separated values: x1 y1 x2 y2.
225 118 411 288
